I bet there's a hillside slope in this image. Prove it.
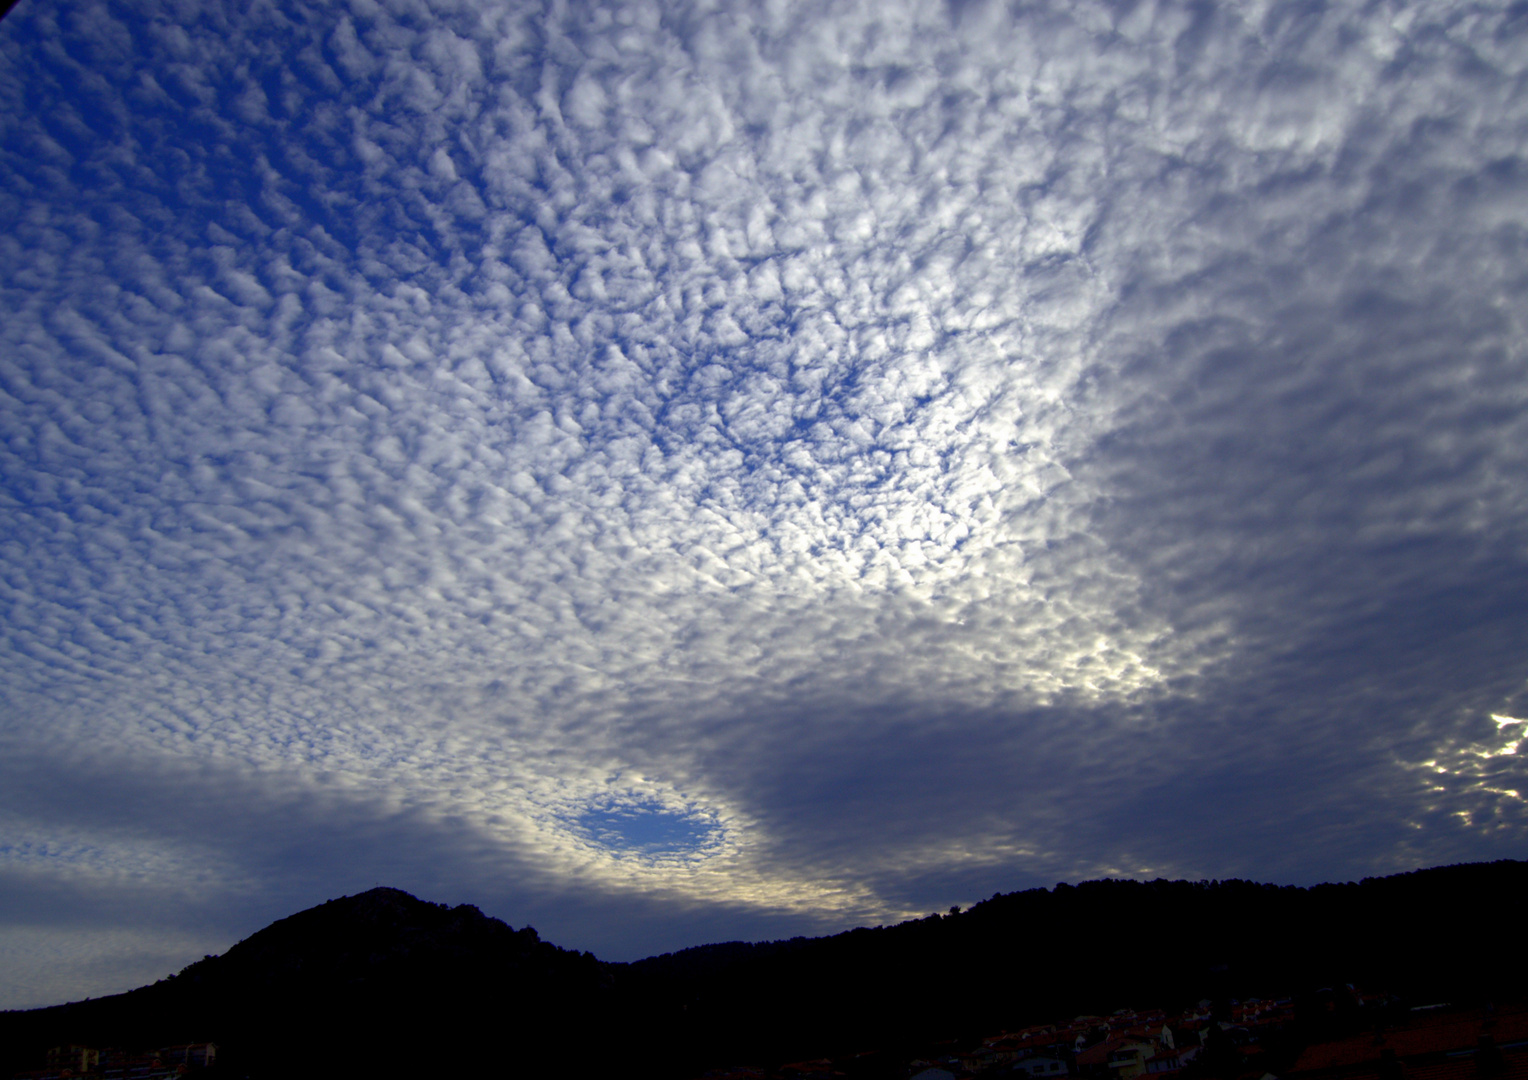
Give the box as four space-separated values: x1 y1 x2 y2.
3 861 1524 1079
0 887 610 1078
621 861 1528 1068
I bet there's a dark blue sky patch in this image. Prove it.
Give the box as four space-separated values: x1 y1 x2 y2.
570 799 721 859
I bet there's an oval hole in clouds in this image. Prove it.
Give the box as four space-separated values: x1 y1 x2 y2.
571 797 721 858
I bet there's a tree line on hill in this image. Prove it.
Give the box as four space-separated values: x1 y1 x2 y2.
1 860 1522 1080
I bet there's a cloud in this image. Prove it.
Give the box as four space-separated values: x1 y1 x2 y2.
1 0 1526 1004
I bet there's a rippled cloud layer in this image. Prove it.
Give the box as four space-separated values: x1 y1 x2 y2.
2 0 1526 1007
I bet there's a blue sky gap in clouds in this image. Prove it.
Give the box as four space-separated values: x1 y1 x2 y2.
571 796 722 858
1 0 1526 1009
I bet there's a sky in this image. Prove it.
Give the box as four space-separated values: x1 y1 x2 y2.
1 0 1526 1010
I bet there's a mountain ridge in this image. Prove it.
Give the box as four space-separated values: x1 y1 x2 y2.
4 860 1525 1079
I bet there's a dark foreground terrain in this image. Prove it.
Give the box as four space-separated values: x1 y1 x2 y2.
2 860 1525 1079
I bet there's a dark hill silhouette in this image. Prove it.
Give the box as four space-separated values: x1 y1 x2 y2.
622 861 1528 1071
3 861 1525 1079
0 888 610 1078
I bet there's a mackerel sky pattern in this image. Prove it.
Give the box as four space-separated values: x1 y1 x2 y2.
1 0 1526 1008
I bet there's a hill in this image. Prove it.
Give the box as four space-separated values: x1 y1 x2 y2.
622 861 1528 1069
0 888 610 1078
2 861 1525 1079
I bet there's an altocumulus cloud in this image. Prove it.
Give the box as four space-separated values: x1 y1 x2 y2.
2 0 1527 1007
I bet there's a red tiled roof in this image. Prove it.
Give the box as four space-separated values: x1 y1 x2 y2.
1293 1051 1528 1080
1292 1007 1528 1074
991 1034 1072 1052
1078 1038 1122 1065
1078 1037 1157 1066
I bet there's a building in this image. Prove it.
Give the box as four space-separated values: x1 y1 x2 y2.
1287 1005 1528 1080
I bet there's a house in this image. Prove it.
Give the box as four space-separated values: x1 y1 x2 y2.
1288 1003 1528 1080
13 1043 217 1080
1173 1019 1212 1049
958 1046 1009 1073
156 1045 215 1069
1077 1038 1160 1080
1014 1056 1070 1078
986 1031 1073 1060
1144 1046 1200 1075
779 1060 845 1080
44 1047 101 1074
1107 1042 1160 1080
1122 1026 1174 1051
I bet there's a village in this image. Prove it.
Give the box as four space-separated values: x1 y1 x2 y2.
9 995 1525 1080
699 994 1527 1080
9 1043 216 1080
696 996 1301 1080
